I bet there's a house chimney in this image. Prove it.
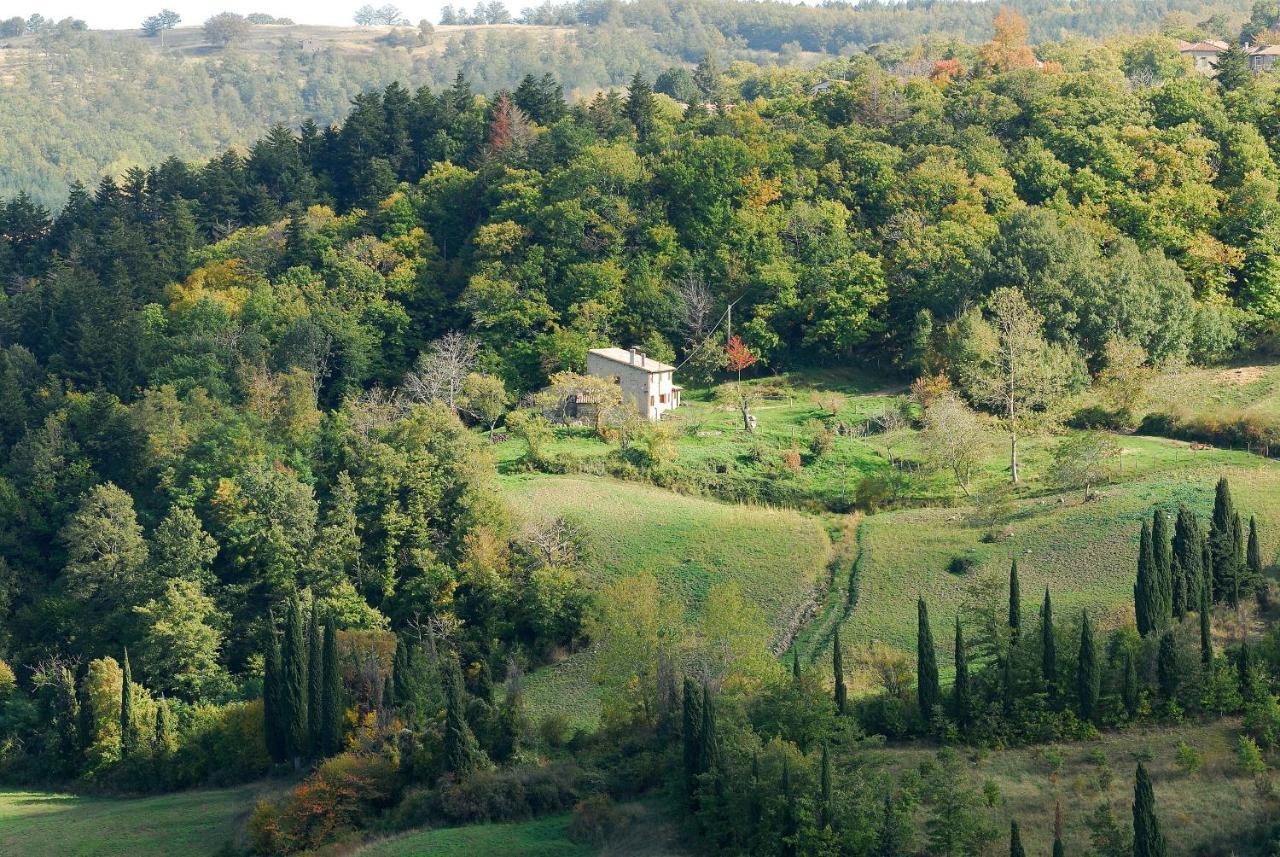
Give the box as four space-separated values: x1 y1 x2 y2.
630 347 638 366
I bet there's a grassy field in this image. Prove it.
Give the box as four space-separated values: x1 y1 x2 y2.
1145 363 1280 421
822 455 1280 686
504 474 832 728
356 814 591 857
0 784 267 856
875 718 1265 856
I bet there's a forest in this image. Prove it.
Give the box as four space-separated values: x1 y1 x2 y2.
9 5 1280 855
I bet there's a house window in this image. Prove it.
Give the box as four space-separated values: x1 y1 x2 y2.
659 393 667 404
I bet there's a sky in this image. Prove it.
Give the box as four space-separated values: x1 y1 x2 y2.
18 1 453 29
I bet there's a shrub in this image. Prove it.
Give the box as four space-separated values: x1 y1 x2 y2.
1239 734 1268 776
436 762 586 825
0 659 14 700
254 751 399 853
539 713 572 748
1245 694 1280 750
172 700 270 787
780 446 802 473
948 554 977 575
1174 739 1202 776
568 794 627 844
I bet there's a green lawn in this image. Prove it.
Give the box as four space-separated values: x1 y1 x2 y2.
355 814 592 857
0 784 264 856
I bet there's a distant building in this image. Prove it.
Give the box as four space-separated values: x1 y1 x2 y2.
586 347 682 421
1176 39 1280 75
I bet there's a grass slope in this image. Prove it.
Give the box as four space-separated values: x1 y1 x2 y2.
503 474 831 728
0 784 264 857
355 813 591 857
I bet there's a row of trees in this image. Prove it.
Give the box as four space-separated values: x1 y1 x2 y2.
262 599 343 767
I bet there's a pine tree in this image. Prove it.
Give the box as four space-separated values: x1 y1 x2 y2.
1135 520 1160 636
1157 632 1179 701
1009 559 1021 641
625 71 656 140
1215 42 1253 91
833 626 847 715
953 617 971 733
1210 477 1237 602
1076 611 1099 723
307 606 321 756
1152 509 1172 622
1133 762 1166 857
1248 516 1265 606
1172 505 1201 617
320 617 342 756
1200 570 1214 667
1122 648 1140 719
281 597 309 766
1041 589 1057 699
263 618 286 763
917 597 940 722
442 651 482 777
1009 819 1026 857
682 677 703 806
120 648 136 760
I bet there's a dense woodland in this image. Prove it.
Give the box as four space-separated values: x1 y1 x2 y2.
9 7 1280 854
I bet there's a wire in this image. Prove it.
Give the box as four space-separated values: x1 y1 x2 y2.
673 298 737 372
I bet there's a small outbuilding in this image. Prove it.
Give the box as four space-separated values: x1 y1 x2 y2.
586 346 681 421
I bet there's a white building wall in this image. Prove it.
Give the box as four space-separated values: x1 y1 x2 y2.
585 353 679 421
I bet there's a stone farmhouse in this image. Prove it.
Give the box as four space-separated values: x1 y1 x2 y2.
585 347 682 421
1177 40 1280 74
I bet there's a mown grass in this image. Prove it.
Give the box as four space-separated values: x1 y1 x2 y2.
873 718 1264 856
0 784 264 857
504 475 831 728
354 813 592 857
823 456 1280 686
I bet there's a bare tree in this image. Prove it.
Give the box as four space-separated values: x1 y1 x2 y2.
522 515 586 568
960 288 1075 483
919 392 986 496
402 332 478 411
676 273 715 345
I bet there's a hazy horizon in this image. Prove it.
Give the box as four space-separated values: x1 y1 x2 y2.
17 1 457 30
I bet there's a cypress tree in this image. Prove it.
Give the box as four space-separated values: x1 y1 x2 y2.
833 627 847 715
792 649 801 682
1009 819 1026 857
1052 799 1066 857
1203 535 1215 604
476 660 494 704
1076 611 1099 723
953 617 971 733
1157 632 1179 701
442 652 482 777
1009 559 1021 641
154 696 175 761
1153 509 1172 621
1248 516 1265 606
263 618 286 763
1122 648 1139 719
52 665 80 772
1172 506 1201 617
320 617 342 756
1133 762 1166 857
281 597 309 766
1041 588 1057 698
698 682 719 782
876 792 902 857
392 636 410 707
1239 641 1254 701
1135 520 1159 636
917 598 940 722
682 677 703 805
1232 513 1246 606
1001 648 1017 719
1210 477 1236 602
819 744 832 830
748 752 762 832
1199 572 1214 667
307 606 321 755
781 755 796 857
120 648 136 760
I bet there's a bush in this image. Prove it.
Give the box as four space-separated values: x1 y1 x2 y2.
1138 409 1280 457
568 794 627 845
436 762 586 825
948 553 978 575
172 700 270 787
1174 739 1202 776
539 713 572 748
1240 734 1268 776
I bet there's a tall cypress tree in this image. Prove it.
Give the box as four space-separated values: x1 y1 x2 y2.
1172 505 1201 617
832 627 847 715
1232 513 1246 606
1239 640 1255 701
1210 477 1236 602
442 651 482 777
1133 762 1166 857
1157 632 1179 701
1135 520 1159 636
1052 800 1065 857
320 617 342 756
917 598 940 722
392 636 410 707
953 617 971 733
1203 535 1215 604
781 755 796 857
120 648 136 760
1122 648 1139 719
1248 516 1265 605
792 649 801 682
698 682 719 784
1041 588 1057 699
306 606 322 756
1199 570 1214 667
1009 819 1026 857
263 618 286 763
682 677 703 805
1152 509 1172 622
52 666 80 773
1009 559 1021 642
819 744 832 831
1076 611 1099 723
281 597 309 766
